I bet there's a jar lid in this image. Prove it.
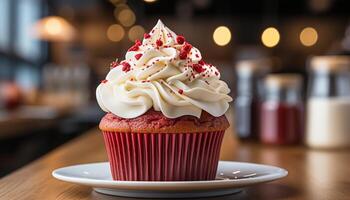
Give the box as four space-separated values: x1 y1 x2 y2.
236 58 271 76
265 74 302 89
310 55 350 72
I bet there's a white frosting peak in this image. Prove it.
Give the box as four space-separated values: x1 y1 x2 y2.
96 20 232 118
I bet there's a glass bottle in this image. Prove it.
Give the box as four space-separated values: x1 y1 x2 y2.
306 55 350 149
260 74 303 145
234 59 270 139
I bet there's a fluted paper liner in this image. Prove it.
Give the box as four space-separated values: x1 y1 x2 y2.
102 131 225 181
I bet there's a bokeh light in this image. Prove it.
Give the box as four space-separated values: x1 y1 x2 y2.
144 0 158 3
44 18 63 35
213 26 231 46
118 9 136 27
261 27 280 47
128 25 145 42
33 16 75 42
107 24 125 42
300 27 318 47
113 3 129 19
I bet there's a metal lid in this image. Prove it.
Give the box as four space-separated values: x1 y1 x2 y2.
265 74 302 89
310 55 350 72
236 58 271 76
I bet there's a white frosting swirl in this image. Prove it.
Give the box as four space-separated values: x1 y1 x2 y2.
96 20 232 118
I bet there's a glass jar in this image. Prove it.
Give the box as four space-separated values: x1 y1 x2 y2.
260 74 303 145
306 55 350 149
234 59 270 140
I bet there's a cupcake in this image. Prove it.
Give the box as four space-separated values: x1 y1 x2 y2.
96 20 232 181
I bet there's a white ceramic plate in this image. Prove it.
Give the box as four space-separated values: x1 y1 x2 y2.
52 161 287 198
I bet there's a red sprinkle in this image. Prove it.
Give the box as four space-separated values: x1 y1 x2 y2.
156 39 163 47
101 79 108 83
179 43 193 59
110 61 119 68
128 44 139 51
179 51 188 59
128 40 142 51
135 39 141 45
176 35 185 44
192 64 205 73
121 62 131 72
135 53 142 60
178 89 183 94
198 60 205 65
144 33 151 39
215 71 219 76
182 43 193 52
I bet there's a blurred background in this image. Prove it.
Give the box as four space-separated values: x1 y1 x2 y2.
1 0 350 176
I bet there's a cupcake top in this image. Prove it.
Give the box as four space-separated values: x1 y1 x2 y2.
96 20 232 119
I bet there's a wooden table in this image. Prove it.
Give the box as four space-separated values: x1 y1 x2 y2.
0 126 349 200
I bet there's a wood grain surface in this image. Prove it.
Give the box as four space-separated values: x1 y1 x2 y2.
0 115 349 199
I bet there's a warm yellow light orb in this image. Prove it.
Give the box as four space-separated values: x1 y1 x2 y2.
300 27 318 46
261 27 280 48
107 24 125 42
144 0 157 3
118 9 136 27
33 16 75 41
45 18 63 35
213 26 231 46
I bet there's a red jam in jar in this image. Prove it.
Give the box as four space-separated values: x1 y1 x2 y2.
259 74 304 145
260 102 303 144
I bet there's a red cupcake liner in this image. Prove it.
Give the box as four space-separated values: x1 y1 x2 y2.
102 131 225 181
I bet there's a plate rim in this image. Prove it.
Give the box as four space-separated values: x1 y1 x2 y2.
52 161 288 190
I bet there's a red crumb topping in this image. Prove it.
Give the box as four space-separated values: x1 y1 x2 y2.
182 43 193 52
121 62 131 72
101 79 108 83
128 40 142 52
144 33 151 39
178 89 183 94
110 61 119 68
156 39 163 47
176 35 185 44
198 60 205 65
135 53 142 60
192 64 205 73
179 43 193 60
135 39 141 45
128 44 139 51
99 109 229 132
179 51 188 59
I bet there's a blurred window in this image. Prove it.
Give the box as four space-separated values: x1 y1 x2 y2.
0 0 45 81
15 0 42 61
0 0 10 50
